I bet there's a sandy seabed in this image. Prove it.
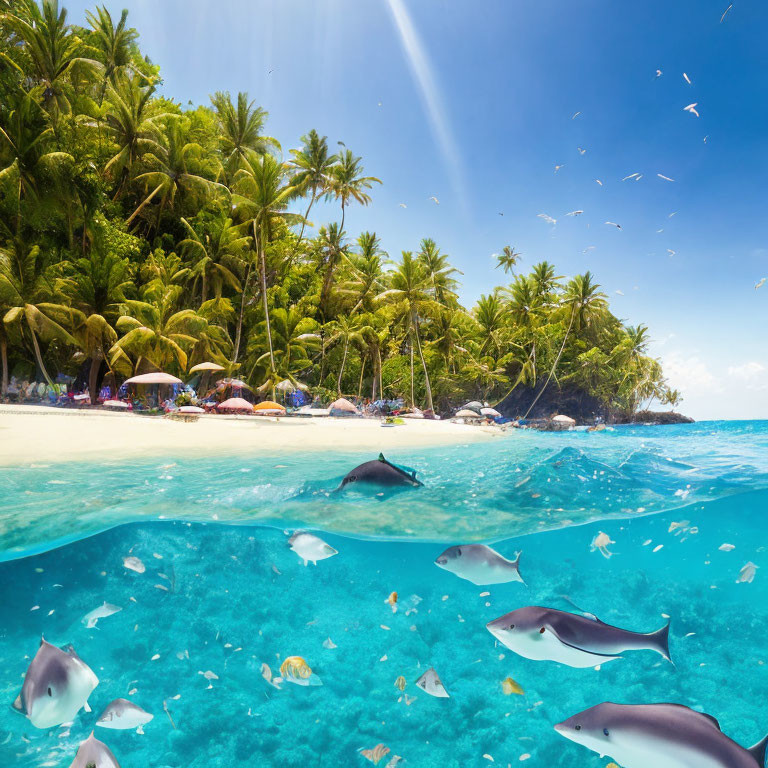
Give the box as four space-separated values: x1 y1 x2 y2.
0 405 500 465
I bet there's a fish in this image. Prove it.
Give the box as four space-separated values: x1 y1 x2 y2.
261 663 282 689
738 562 759 583
96 698 153 734
591 531 616 558
486 606 671 668
82 603 122 629
555 702 768 768
385 592 398 612
13 638 99 729
394 675 406 691
288 532 338 565
67 732 121 768
501 676 524 695
338 453 423 490
280 656 322 686
434 544 524 585
122 556 145 574
415 667 449 698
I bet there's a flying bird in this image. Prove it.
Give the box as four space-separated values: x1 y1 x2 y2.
654 69 663 79
577 147 586 155
703 135 709 143
622 172 642 181
684 103 700 117
571 111 581 119
399 203 407 208
605 221 622 229
720 3 733 22
566 210 583 216
657 173 675 182
656 229 664 233
595 179 603 186
429 196 439 204
683 72 692 85
668 212 677 218
498 212 504 216
538 213 557 225
615 290 625 296
554 164 565 173
667 249 677 256
755 278 766 289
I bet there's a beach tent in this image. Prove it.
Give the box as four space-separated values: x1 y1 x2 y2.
455 408 482 419
103 399 129 409
178 406 205 414
551 414 576 430
255 400 286 416
481 407 502 418
217 397 254 413
329 397 360 416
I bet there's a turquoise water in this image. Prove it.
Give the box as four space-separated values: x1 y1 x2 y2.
2 421 768 766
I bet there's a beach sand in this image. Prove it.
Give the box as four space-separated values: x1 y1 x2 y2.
0 405 501 465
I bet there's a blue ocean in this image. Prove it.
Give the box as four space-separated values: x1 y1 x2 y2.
2 421 768 767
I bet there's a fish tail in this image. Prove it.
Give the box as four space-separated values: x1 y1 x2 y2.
647 620 672 662
747 733 768 767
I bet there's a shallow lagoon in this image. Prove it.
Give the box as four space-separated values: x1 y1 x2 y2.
2 421 768 767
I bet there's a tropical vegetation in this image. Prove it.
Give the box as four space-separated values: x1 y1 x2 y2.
0 1 680 416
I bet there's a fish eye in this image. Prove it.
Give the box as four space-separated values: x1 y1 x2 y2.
457 547 462 556
603 729 610 737
508 624 515 630
575 725 581 731
47 687 52 697
539 627 546 634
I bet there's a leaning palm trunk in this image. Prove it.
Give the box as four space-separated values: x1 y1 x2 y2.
290 193 315 263
357 353 366 399
257 227 276 374
233 263 252 364
337 338 349 395
412 313 434 412
88 356 101 405
0 336 8 397
126 183 163 227
29 326 54 388
522 307 576 420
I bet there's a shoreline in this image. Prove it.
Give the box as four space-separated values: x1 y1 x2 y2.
0 404 502 466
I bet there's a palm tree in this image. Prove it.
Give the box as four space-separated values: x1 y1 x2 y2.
327 314 367 395
340 231 386 313
231 150 299 367
127 117 227 230
0 233 77 386
474 292 508 358
178 214 248 305
417 238 460 305
376 251 438 411
316 222 347 320
289 130 337 257
530 260 562 299
85 5 137 103
495 245 521 275
211 91 278 179
326 149 381 233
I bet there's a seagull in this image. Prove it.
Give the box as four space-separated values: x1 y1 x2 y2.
538 213 557 225
498 212 504 216
622 172 642 181
684 103 700 117
657 173 675 182
668 212 677 218
429 196 439 204
572 111 581 119
703 135 709 143
654 69 663 79
615 290 625 296
377 101 382 107
683 72 692 85
583 246 596 253
720 3 733 22
595 179 603 186
667 249 676 256
566 210 584 216
554 164 564 173
605 221 622 229
399 203 407 208
577 147 586 155
755 278 766 289
656 229 664 233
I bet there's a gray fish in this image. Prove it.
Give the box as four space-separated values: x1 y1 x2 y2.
13 637 99 728
486 606 670 668
338 454 423 490
68 732 121 768
555 702 768 768
435 544 523 585
97 698 154 733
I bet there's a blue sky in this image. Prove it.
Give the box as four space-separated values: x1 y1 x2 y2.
66 0 768 419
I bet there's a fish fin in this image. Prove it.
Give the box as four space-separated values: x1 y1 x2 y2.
555 636 623 659
659 704 720 730
647 620 672 662
62 643 81 660
12 694 24 713
83 700 92 713
747 734 768 766
378 453 386 462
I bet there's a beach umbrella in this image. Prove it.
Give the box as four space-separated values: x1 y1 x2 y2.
455 409 482 418
217 397 255 413
255 400 286 415
124 372 182 386
481 407 502 418
552 414 576 425
178 406 205 414
189 362 225 373
103 399 129 409
275 380 296 392
329 397 360 416
464 400 483 410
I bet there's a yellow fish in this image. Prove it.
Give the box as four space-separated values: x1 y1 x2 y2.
385 592 398 613
360 744 390 764
394 675 406 691
501 676 524 695
279 656 322 686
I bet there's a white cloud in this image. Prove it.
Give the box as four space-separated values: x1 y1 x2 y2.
663 352 723 395
727 361 766 381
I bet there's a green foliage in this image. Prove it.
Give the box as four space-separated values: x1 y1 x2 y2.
0 0 677 414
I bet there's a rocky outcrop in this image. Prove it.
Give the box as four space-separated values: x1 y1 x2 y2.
626 410 694 425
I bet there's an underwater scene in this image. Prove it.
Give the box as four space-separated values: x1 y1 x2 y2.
3 421 768 767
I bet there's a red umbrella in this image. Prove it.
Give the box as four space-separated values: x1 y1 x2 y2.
329 397 360 415
217 397 254 413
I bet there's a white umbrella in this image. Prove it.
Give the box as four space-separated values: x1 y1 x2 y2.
178 406 205 414
103 399 129 409
552 414 576 425
124 372 182 386
189 362 225 373
455 409 482 418
481 407 501 418
276 380 296 392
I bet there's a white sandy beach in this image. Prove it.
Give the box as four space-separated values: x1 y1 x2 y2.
0 405 501 465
